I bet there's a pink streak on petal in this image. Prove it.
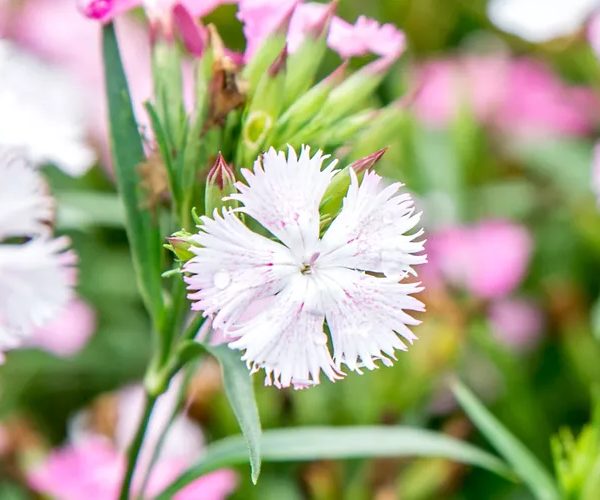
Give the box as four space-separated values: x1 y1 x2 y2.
488 297 544 351
28 299 96 357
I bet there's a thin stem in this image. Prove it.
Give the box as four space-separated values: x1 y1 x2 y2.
118 393 158 500
137 365 196 499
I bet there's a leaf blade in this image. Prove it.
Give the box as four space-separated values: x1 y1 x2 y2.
102 23 164 323
156 425 513 498
452 379 560 500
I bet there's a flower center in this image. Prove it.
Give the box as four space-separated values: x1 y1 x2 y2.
300 252 320 275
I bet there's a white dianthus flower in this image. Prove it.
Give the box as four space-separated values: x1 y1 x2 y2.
0 151 76 353
185 146 426 389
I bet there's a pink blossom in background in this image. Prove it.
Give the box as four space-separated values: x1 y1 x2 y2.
237 0 298 58
495 58 599 137
327 13 405 59
412 55 599 137
27 298 96 357
412 56 509 126
428 220 533 300
28 379 237 499
488 298 544 351
588 11 600 59
240 1 405 61
28 436 124 500
77 0 141 22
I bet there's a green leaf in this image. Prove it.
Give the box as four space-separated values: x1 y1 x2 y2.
452 379 560 500
177 340 262 483
102 23 164 325
56 191 124 229
155 425 512 498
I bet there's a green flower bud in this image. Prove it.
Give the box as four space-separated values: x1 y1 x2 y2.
152 40 185 146
284 1 337 106
308 57 395 132
274 61 347 144
319 148 387 225
166 230 196 262
238 47 287 165
205 152 238 214
242 3 294 94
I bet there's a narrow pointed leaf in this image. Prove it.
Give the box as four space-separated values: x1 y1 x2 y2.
452 379 560 500
156 425 513 498
177 340 262 483
102 23 164 323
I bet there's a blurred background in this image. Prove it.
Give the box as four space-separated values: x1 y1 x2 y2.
2 0 600 498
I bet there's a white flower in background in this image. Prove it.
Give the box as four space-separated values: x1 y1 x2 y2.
0 40 95 176
0 150 53 239
488 0 599 42
185 146 426 389
0 151 76 355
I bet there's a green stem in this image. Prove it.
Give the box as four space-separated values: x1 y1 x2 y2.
118 393 158 500
137 365 196 499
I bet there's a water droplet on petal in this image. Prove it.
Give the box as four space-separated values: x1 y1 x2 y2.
213 270 231 289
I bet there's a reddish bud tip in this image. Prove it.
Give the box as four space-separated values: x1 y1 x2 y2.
172 4 207 57
274 0 300 36
350 147 388 174
208 152 235 190
269 46 288 76
308 1 338 39
324 60 349 86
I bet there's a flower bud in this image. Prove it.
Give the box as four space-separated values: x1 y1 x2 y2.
166 231 196 262
151 40 185 146
242 2 295 94
205 153 238 214
239 47 287 165
310 56 393 129
319 148 388 223
275 61 347 143
284 1 337 105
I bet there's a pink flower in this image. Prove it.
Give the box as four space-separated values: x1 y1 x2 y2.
27 298 96 357
77 0 141 22
588 11 600 59
488 297 544 351
428 220 532 300
237 0 298 58
327 14 405 59
412 56 509 126
28 436 124 500
412 55 599 137
239 1 405 61
28 379 237 499
495 58 599 137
